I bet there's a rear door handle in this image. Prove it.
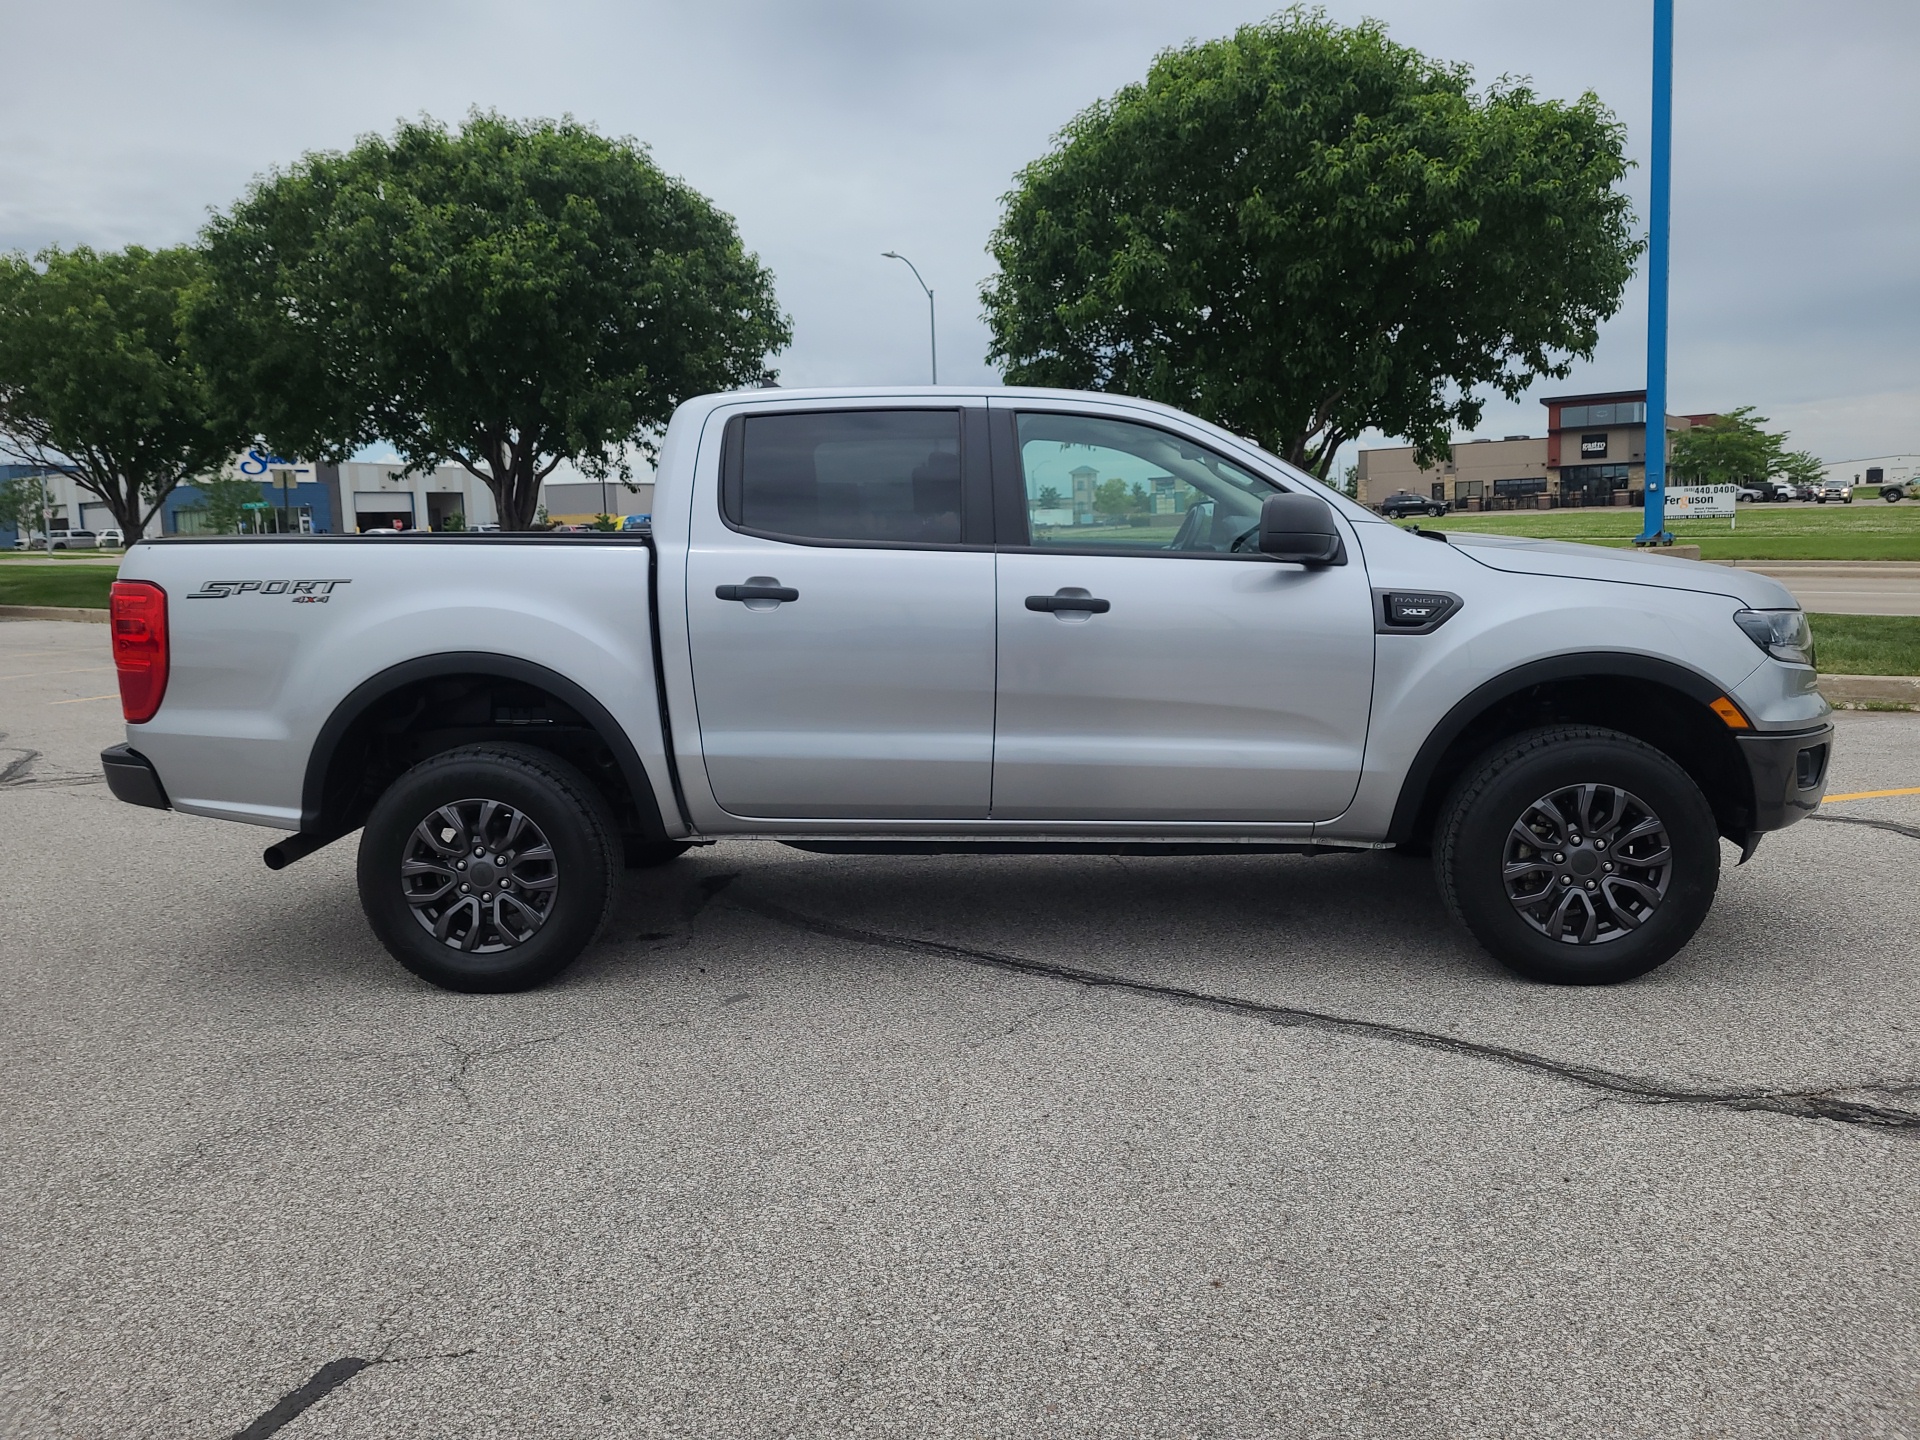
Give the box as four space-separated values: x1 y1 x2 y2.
716 581 799 603
1025 592 1110 613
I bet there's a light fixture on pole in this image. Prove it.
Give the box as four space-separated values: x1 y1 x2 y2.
882 251 937 385
1636 0 1675 547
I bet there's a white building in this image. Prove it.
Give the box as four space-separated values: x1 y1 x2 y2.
1823 454 1919 491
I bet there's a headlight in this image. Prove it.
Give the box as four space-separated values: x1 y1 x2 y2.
1734 608 1815 667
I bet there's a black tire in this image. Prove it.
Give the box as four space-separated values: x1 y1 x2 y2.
357 743 618 992
1434 726 1719 984
1428 504 1445 517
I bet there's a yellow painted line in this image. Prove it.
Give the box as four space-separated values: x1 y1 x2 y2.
1822 787 1920 804
47 692 119 705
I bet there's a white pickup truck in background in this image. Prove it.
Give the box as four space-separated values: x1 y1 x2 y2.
101 387 1832 991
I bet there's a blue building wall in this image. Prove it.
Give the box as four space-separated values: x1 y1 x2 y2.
162 479 337 535
0 463 38 548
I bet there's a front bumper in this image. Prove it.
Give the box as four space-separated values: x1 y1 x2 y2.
101 743 169 810
1736 722 1833 834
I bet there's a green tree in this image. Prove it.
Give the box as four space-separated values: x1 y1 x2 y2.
1035 485 1062 510
1776 448 1825 489
982 9 1638 476
1092 476 1133 518
0 472 52 536
192 112 791 530
0 246 245 537
199 474 263 534
1668 407 1784 486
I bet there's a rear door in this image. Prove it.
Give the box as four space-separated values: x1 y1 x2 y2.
988 404 1374 823
684 403 998 820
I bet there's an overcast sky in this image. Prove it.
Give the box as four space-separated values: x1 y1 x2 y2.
2 0 1915 470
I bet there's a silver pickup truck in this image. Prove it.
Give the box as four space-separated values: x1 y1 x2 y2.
100 387 1833 991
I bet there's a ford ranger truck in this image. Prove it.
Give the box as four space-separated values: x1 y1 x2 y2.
99 387 1833 992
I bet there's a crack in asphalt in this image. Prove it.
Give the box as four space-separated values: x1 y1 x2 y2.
0 746 40 786
727 892 1920 1133
438 1033 564 1110
1810 812 1920 843
229 1348 476 1440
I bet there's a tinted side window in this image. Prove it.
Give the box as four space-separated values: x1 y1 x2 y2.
728 410 963 545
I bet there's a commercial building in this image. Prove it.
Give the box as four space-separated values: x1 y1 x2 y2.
1822 454 1919 492
1357 389 1719 511
1356 435 1548 510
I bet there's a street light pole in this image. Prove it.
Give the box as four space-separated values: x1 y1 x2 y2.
1637 0 1675 546
882 251 937 384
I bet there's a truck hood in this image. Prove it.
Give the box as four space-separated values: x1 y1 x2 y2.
1441 531 1798 609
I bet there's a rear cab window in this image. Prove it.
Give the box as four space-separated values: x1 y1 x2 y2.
721 409 982 547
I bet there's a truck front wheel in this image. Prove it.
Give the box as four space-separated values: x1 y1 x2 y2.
1435 726 1720 984
357 743 618 992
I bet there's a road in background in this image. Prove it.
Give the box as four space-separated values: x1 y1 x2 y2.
3 619 1918 1438
1730 562 1920 617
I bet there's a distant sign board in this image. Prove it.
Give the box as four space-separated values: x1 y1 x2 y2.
1580 433 1609 458
1667 484 1738 518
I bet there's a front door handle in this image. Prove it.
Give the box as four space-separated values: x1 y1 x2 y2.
716 580 799 603
1025 592 1110 614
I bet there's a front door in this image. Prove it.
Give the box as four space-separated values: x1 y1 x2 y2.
685 404 997 820
989 406 1374 823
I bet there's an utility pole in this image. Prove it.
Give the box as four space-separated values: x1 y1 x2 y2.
271 468 294 535
1636 0 1675 547
882 252 937 384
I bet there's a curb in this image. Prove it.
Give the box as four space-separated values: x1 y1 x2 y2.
0 605 109 623
1819 674 1920 709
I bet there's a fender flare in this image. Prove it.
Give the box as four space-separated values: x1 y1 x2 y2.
301 652 667 839
1385 650 1731 844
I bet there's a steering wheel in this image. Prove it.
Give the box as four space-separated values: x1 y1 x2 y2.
1228 523 1260 553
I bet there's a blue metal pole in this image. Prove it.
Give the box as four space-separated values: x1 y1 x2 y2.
1638 0 1674 544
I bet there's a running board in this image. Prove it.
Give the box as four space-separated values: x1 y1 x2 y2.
780 840 1386 858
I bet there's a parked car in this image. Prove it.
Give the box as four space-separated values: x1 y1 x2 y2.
1734 486 1765 503
101 385 1831 994
1813 480 1853 504
1378 491 1449 519
48 530 97 550
95 528 127 547
1880 480 1911 503
621 514 653 531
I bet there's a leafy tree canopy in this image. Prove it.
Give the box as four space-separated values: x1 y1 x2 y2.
0 245 244 535
1668 406 1788 486
982 8 1640 474
192 111 791 529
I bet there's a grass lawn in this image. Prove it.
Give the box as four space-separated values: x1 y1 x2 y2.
1809 613 1920 676
1419 504 1920 561
0 562 117 608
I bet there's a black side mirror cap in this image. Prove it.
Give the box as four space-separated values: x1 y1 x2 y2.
1257 491 1346 566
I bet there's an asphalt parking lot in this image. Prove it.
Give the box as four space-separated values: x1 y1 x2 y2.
4 617 1919 1439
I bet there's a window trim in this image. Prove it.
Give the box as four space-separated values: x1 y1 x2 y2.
717 406 993 552
990 407 1290 560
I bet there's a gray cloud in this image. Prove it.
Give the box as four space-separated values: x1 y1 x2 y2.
1 0 1913 461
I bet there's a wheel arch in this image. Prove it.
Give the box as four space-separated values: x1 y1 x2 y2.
1387 652 1755 849
301 653 668 842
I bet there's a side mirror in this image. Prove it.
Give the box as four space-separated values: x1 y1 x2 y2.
1257 491 1346 566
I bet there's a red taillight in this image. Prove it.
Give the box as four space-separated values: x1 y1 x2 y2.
110 580 168 723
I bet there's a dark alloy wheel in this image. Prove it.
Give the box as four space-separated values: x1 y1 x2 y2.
358 744 617 992
1501 783 1671 945
1436 726 1720 984
401 799 559 951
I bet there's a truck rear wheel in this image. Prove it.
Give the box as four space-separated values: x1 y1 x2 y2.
1435 726 1720 984
357 743 617 992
